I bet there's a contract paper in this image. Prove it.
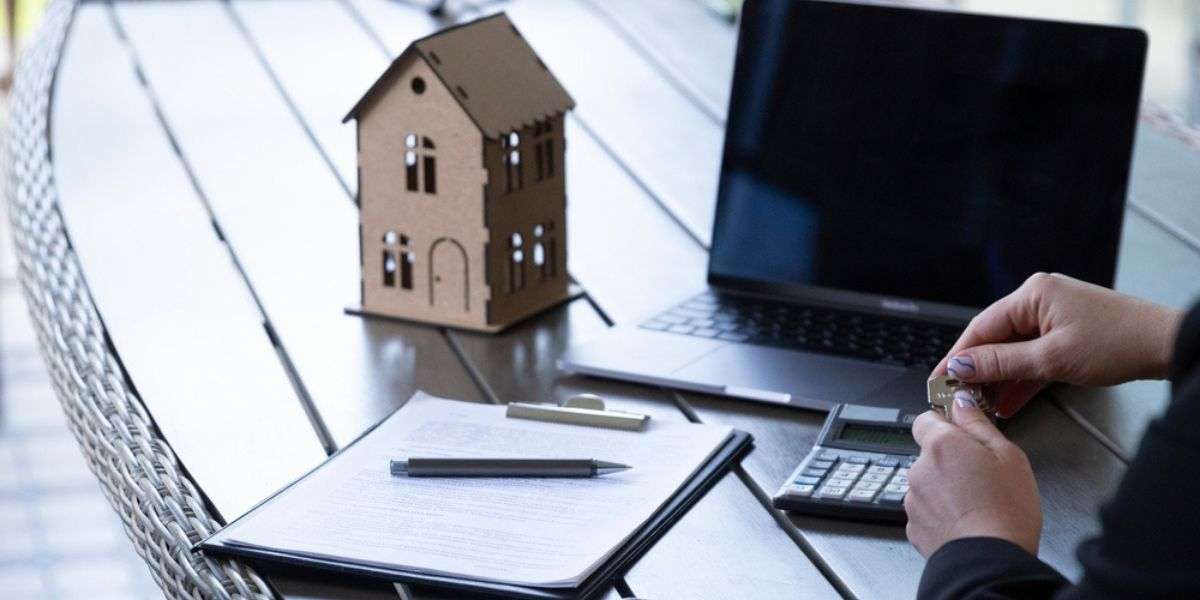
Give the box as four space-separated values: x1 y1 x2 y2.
215 392 734 588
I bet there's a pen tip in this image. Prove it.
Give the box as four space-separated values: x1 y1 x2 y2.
594 460 631 475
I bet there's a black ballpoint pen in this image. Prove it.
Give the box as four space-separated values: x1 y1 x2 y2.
389 458 631 478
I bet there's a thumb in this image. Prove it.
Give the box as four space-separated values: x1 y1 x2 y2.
948 339 1046 383
951 390 1007 453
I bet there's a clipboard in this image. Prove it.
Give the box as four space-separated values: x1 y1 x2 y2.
196 400 752 600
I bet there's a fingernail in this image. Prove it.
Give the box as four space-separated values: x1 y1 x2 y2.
947 355 976 379
954 389 978 408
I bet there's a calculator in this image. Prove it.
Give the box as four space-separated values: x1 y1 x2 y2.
773 403 922 523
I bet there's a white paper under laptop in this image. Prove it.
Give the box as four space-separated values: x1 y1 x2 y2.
206 392 733 588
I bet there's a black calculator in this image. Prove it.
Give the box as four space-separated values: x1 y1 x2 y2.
773 403 922 523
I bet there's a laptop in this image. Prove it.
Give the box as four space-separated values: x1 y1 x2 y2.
560 0 1147 411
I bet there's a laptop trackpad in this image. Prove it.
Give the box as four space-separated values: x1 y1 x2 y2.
671 345 907 407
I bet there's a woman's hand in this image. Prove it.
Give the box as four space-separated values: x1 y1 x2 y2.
905 401 1041 557
932 272 1182 417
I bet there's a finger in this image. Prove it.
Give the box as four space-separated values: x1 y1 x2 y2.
995 380 1048 419
946 338 1047 383
911 410 952 448
950 390 1008 453
936 280 1045 374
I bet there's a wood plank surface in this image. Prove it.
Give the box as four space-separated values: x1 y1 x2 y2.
581 0 734 121
111 0 484 450
63 2 1200 600
341 2 838 591
110 2 806 597
348 2 1126 597
1128 127 1200 250
227 0 398 195
448 299 839 599
50 4 326 520
564 120 709 324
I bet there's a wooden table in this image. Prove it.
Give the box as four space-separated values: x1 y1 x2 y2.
46 1 1200 598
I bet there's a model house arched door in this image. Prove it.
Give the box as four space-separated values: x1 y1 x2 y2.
429 238 468 312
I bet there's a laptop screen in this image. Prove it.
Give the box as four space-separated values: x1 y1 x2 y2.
709 0 1146 311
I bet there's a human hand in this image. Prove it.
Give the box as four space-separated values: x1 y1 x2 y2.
932 272 1182 417
905 400 1041 557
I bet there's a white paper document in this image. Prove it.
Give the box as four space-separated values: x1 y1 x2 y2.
215 392 734 588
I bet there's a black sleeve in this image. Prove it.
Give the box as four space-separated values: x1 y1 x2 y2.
917 302 1200 600
917 537 1067 599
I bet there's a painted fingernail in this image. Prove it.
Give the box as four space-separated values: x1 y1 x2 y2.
954 389 978 408
947 355 976 379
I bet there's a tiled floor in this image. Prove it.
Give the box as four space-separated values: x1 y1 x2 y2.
1 212 162 598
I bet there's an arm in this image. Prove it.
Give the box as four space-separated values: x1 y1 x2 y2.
910 277 1200 599
1063 303 1200 599
915 304 1200 599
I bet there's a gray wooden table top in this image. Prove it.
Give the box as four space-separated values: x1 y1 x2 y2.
47 1 1200 598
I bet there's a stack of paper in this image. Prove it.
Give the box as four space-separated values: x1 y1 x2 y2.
209 392 735 588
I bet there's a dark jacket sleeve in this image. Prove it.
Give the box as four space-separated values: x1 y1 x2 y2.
917 303 1200 600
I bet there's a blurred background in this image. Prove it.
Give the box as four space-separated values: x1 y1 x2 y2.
0 1 1196 598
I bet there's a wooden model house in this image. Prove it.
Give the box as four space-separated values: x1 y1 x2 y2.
344 13 575 332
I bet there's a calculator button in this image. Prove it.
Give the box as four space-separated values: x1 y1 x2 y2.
794 475 822 485
844 456 870 464
853 481 882 491
867 466 895 475
877 491 906 505
787 484 815 496
817 451 840 461
890 475 909 486
896 467 910 477
875 457 900 467
817 486 847 499
901 457 917 468
848 489 877 502
860 473 889 483
838 463 866 472
827 478 855 488
831 471 861 483
885 483 908 494
801 468 828 478
808 459 834 469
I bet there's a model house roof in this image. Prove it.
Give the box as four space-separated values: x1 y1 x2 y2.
343 13 575 138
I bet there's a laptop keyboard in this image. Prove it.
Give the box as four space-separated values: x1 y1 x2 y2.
641 292 963 369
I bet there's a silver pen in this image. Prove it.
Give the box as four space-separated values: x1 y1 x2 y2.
389 458 631 478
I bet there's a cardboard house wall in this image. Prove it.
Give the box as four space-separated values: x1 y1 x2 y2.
345 13 575 332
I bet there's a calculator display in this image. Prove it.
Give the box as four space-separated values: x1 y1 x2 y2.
836 424 915 450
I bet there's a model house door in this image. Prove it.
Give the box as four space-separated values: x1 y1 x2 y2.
430 238 468 312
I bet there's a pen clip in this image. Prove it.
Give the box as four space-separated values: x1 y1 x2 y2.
506 394 650 431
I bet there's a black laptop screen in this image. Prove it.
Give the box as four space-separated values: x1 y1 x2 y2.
709 0 1146 309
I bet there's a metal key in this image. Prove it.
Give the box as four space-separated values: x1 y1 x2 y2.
927 375 995 420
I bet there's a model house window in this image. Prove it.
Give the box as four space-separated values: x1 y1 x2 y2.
508 232 525 293
502 131 523 193
533 223 547 280
383 250 397 287
533 222 558 280
405 134 437 194
399 234 414 290
539 221 557 277
533 119 554 181
383 230 414 290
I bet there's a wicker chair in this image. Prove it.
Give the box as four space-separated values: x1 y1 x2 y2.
5 1 272 597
